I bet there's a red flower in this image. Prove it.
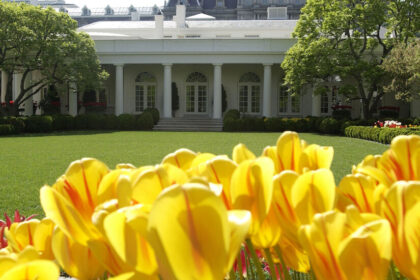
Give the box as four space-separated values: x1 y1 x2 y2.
0 210 37 249
9 100 14 105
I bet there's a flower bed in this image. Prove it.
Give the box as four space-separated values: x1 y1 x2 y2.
0 131 419 279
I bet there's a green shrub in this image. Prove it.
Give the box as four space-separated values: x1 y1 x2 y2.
319 117 341 134
0 124 14 135
143 108 160 125
85 114 106 130
104 114 119 130
52 115 74 130
223 109 240 121
345 126 420 144
265 118 286 131
379 110 399 119
136 112 154 130
332 109 351 120
25 116 53 133
73 115 89 130
118 114 136 130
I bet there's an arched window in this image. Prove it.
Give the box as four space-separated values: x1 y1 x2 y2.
239 72 261 114
278 85 301 114
185 72 208 113
135 72 156 112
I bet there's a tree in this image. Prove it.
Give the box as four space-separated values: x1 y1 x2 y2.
0 2 107 116
282 0 420 119
382 41 420 101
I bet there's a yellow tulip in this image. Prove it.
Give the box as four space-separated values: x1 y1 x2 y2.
230 157 275 236
131 164 188 204
52 228 105 280
277 236 310 273
187 153 217 177
198 156 238 209
147 183 250 280
250 204 282 249
232 143 256 164
51 158 110 219
5 219 54 260
291 169 336 225
0 259 59 280
0 247 40 277
354 135 420 188
103 205 158 278
382 181 420 279
276 131 306 172
299 209 392 280
161 148 197 171
298 144 334 172
97 169 133 206
336 174 378 213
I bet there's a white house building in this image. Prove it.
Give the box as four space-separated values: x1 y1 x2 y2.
74 4 419 121
1 4 419 121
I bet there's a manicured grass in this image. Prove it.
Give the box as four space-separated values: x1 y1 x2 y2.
0 131 388 217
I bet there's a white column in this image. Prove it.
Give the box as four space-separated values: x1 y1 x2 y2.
312 90 321 117
1 71 8 103
163 64 172 118
115 64 124 116
263 64 272 117
411 98 420 117
13 73 23 100
69 83 78 116
23 72 33 116
213 64 222 119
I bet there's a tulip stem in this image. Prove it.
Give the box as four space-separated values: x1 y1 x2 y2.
264 248 278 280
274 245 292 280
389 262 398 280
245 249 255 280
229 267 236 280
237 249 244 280
246 239 265 280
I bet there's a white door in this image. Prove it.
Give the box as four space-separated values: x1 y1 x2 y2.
186 83 207 113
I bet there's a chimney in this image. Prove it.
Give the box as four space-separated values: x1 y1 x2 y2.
155 12 164 38
175 2 186 28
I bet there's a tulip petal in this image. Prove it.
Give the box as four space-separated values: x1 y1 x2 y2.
299 144 334 172
147 183 230 280
337 174 376 213
0 260 59 280
40 186 101 246
232 144 256 164
291 169 336 225
52 228 104 280
276 131 303 172
161 148 197 171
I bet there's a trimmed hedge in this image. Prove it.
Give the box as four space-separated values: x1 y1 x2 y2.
345 126 420 144
143 108 160 125
0 124 14 135
136 112 154 130
24 116 53 133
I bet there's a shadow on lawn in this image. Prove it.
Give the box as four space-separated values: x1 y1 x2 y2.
0 130 119 138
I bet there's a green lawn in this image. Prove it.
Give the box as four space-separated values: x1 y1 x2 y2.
0 131 388 217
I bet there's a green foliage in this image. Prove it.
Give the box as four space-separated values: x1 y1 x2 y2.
223 109 240 121
0 2 108 116
282 0 420 119
143 108 160 125
24 116 53 133
136 112 154 130
118 114 136 130
52 115 74 130
38 85 60 115
0 124 14 135
319 117 341 134
382 41 420 101
0 117 26 133
345 126 420 144
104 114 119 130
379 110 399 119
222 85 227 113
332 109 351 120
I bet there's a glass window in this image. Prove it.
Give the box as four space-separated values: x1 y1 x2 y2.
147 85 155 109
291 94 300 113
239 85 248 113
279 86 288 113
186 85 195 113
321 92 329 114
197 86 207 113
251 86 260 113
135 85 144 112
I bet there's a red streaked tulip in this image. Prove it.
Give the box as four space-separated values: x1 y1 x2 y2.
161 148 197 171
0 259 59 280
231 157 275 236
382 181 420 279
52 228 105 280
147 183 250 280
232 143 256 164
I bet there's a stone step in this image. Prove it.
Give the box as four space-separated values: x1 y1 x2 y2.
154 118 223 132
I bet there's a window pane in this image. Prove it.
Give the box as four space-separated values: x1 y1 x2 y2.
251 86 260 113
321 92 329 113
186 85 195 112
197 85 207 113
147 85 155 108
239 86 248 113
279 86 288 113
135 85 144 112
291 94 300 113
98 89 106 103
